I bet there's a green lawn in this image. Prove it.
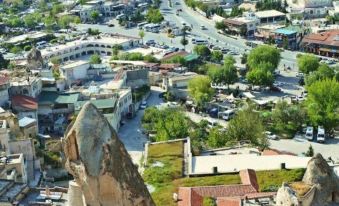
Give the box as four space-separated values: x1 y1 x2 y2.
143 141 305 206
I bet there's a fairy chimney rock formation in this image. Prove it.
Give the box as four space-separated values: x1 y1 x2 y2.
63 102 155 206
27 47 44 70
302 153 339 205
276 153 339 206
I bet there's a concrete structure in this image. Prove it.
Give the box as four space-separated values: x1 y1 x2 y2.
0 154 27 183
0 120 10 154
76 0 125 22
286 0 333 18
60 60 90 87
9 76 42 98
224 12 259 36
5 32 49 46
0 76 9 107
162 72 198 99
255 10 286 25
41 34 140 62
18 117 37 138
301 29 339 58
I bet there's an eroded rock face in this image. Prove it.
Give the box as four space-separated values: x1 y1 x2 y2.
63 102 155 206
276 183 299 206
27 47 44 70
302 153 339 206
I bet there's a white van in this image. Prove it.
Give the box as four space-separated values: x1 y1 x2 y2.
137 22 148 29
219 110 235 121
305 126 313 141
317 126 325 143
207 119 218 128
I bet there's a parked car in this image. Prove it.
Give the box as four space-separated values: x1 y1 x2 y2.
200 25 207 30
209 108 219 118
317 126 325 143
305 126 314 141
140 101 147 109
218 110 235 121
207 119 218 128
265 131 278 140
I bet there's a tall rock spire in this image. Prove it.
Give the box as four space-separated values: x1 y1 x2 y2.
63 102 155 206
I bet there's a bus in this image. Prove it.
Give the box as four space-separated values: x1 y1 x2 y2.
192 38 208 45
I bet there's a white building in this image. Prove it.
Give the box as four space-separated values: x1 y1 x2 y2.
9 76 42 98
224 12 259 36
0 120 10 154
60 60 90 87
78 0 125 22
287 0 333 18
41 34 140 62
255 10 286 25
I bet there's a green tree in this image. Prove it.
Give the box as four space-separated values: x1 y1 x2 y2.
306 79 339 133
142 107 190 141
139 29 145 44
306 64 335 86
58 15 79 29
51 3 64 16
221 57 238 89
89 54 102 64
146 8 164 23
10 46 22 54
246 63 274 87
193 45 211 60
90 10 100 23
207 126 228 148
112 44 123 56
305 145 314 157
188 76 214 108
297 54 319 74
215 21 226 31
226 106 268 148
50 57 61 65
44 16 56 30
272 100 306 137
247 45 281 70
211 50 223 63
24 13 42 28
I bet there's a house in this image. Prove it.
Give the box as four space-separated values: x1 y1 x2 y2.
75 98 120 131
0 120 10 154
178 169 276 206
11 95 38 120
41 34 140 62
224 13 259 37
162 72 198 99
301 29 339 58
286 0 333 18
272 27 299 50
60 60 90 87
0 154 27 183
9 76 42 98
0 75 9 107
18 117 37 139
38 91 79 134
126 68 149 89
254 10 286 25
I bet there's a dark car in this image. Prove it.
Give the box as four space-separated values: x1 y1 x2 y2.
270 86 282 92
209 108 219 118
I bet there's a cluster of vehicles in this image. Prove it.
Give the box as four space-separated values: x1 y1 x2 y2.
305 126 326 143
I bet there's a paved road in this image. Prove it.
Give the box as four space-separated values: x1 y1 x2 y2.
269 136 339 160
117 86 164 165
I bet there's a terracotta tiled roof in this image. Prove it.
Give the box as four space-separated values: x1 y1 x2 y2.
302 30 339 47
162 51 189 61
262 149 296 156
11 95 38 110
240 169 259 191
177 170 270 206
217 197 241 206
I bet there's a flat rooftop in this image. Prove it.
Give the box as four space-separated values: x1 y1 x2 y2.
41 34 136 57
6 32 48 44
61 60 89 70
191 154 311 175
255 10 286 18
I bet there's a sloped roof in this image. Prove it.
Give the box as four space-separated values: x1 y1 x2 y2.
11 95 38 110
38 91 79 104
302 29 339 47
75 98 117 111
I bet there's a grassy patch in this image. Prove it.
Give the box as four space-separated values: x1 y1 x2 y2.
144 141 305 205
257 169 305 192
